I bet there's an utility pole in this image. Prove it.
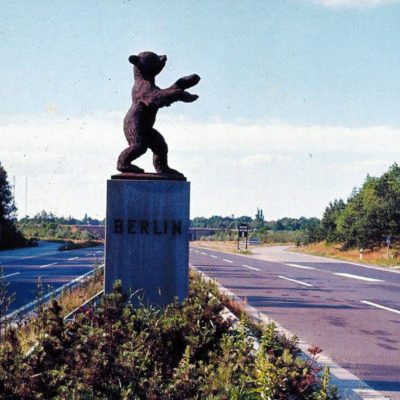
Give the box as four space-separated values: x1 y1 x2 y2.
25 177 28 217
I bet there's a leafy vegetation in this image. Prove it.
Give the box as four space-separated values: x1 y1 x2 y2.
191 209 319 244
306 164 400 250
0 162 31 250
17 211 103 243
0 273 338 399
191 213 319 232
8 264 104 353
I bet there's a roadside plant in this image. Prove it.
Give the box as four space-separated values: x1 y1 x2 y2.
0 269 15 341
0 272 339 399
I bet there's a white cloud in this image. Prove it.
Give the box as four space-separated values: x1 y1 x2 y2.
308 0 400 8
1 115 399 219
157 116 400 156
239 154 290 166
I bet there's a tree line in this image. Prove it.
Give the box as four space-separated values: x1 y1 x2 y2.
3 160 399 250
191 209 319 234
19 211 104 226
306 163 400 249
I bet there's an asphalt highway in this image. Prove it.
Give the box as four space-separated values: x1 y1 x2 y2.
190 245 400 399
2 241 398 397
0 242 104 314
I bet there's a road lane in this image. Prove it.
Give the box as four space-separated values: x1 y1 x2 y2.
0 242 104 313
189 245 400 399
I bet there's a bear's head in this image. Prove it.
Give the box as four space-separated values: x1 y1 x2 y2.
129 51 167 77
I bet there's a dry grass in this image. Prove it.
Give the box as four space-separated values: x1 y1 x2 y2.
192 240 255 254
15 270 103 352
293 241 400 268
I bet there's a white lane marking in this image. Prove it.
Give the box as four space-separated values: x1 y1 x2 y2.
40 262 58 269
242 264 260 271
210 255 218 259
195 268 389 400
222 258 233 263
68 257 79 261
279 275 313 287
201 252 207 255
361 300 400 315
334 273 383 282
3 272 20 279
354 388 390 399
285 263 315 270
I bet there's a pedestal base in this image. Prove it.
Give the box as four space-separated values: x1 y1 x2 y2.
105 178 190 307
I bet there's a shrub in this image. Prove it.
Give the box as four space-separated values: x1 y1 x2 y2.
0 273 338 399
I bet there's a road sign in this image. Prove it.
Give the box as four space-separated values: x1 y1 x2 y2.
238 224 248 237
238 223 248 231
386 236 391 245
237 224 249 249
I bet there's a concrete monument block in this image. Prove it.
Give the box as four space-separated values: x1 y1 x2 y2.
105 178 190 306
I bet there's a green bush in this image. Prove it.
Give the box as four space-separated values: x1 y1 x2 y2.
0 274 338 399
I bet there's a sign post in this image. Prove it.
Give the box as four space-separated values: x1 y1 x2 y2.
237 223 249 250
386 235 391 259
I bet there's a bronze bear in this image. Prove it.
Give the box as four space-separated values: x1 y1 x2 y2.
117 51 200 177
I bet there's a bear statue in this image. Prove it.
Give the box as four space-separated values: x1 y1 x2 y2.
117 51 200 177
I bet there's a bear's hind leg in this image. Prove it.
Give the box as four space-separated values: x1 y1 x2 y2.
117 144 146 173
150 130 184 177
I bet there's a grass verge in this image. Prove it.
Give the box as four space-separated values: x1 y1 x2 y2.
6 265 104 353
292 241 400 268
192 240 257 255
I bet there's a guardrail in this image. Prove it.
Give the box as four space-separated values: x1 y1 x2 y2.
63 289 104 322
3 264 104 323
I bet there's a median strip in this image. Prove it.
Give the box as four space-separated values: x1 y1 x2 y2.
361 300 400 315
333 272 383 283
279 275 313 287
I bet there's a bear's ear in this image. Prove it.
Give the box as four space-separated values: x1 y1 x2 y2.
129 55 140 66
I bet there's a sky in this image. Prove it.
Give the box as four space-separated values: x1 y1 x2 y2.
1 0 400 220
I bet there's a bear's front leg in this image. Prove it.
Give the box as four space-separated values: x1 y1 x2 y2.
173 74 200 90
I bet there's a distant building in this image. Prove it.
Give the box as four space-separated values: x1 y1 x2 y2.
189 227 219 241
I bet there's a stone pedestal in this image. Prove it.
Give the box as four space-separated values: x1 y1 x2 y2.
105 177 190 307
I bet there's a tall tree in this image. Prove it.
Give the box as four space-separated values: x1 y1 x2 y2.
320 199 346 243
0 163 27 249
317 164 400 249
0 163 16 223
